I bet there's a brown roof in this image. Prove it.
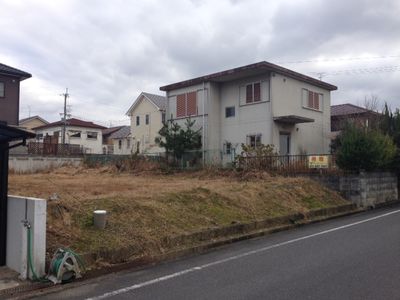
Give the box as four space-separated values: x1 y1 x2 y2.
33 118 107 130
331 103 379 117
102 126 125 136
160 61 337 92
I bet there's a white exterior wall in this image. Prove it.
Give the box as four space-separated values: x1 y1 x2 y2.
112 137 134 155
219 75 272 160
166 83 209 150
35 125 104 154
130 97 165 154
270 73 331 154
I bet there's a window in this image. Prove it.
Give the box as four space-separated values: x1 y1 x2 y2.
303 89 322 111
127 138 131 149
162 112 166 124
176 91 197 117
69 130 81 138
136 116 140 126
87 131 98 139
224 142 232 155
225 106 235 118
145 114 150 125
0 82 4 97
247 134 262 148
246 82 261 103
118 140 122 149
36 133 43 141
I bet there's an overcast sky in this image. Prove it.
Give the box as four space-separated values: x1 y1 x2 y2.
1 0 399 126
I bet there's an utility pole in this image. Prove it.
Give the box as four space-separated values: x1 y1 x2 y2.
61 88 69 145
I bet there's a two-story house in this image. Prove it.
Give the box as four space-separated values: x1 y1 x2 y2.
126 92 166 154
0 63 32 125
33 118 106 154
160 61 337 163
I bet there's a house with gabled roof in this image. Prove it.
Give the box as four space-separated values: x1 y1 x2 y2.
109 126 133 155
19 115 49 132
126 92 167 154
160 61 337 163
32 118 107 154
331 103 381 134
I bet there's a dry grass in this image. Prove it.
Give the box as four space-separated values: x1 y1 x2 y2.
9 166 348 261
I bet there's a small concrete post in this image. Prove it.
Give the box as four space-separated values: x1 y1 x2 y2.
93 210 107 229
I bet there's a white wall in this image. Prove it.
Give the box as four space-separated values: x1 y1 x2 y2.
270 73 331 154
113 137 134 155
219 75 273 157
35 125 104 154
9 155 82 173
7 196 46 280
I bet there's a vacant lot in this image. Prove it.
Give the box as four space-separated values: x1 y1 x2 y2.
9 167 348 264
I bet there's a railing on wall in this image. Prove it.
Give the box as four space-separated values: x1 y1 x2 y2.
236 154 340 174
28 142 84 156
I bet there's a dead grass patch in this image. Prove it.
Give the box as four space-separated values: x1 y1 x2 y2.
9 167 348 262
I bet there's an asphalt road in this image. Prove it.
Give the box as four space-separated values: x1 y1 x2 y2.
31 205 400 300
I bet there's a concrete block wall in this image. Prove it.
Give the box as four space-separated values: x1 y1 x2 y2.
9 155 82 173
314 172 398 208
7 196 47 280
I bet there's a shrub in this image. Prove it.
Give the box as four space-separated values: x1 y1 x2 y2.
335 124 396 171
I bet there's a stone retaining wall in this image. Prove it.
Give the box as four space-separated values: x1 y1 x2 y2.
312 172 398 208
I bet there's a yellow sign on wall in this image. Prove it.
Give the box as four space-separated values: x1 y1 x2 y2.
308 155 329 168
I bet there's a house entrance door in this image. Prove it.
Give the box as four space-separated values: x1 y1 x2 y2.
279 133 290 155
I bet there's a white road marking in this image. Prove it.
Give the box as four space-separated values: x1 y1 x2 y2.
86 208 400 300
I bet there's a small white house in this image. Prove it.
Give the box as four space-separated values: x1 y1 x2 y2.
109 126 133 155
33 118 106 154
160 61 337 163
126 92 167 154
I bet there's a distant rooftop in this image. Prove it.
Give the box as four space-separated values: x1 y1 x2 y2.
19 115 49 125
109 126 131 139
126 92 167 115
331 103 378 117
33 118 107 130
0 63 32 80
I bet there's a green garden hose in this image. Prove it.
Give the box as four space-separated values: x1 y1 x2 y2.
27 225 48 282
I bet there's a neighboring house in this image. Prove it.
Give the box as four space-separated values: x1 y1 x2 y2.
126 92 167 154
102 126 124 154
160 61 337 163
19 115 49 133
109 126 133 155
331 103 380 136
0 63 32 125
32 118 107 154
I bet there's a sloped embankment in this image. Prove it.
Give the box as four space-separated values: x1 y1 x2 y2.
9 167 349 266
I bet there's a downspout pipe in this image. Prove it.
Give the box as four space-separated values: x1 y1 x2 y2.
202 82 206 166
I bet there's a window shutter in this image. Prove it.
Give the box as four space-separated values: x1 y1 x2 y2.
313 92 320 110
187 91 197 116
254 83 261 102
246 84 253 103
308 91 313 108
176 94 186 117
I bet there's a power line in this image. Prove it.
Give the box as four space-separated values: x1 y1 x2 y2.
278 54 400 65
310 65 400 79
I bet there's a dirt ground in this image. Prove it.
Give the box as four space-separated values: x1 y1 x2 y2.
8 166 348 264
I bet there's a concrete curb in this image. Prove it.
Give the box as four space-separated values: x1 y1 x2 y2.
2 202 375 299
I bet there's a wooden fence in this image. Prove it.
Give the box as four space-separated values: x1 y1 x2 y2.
28 142 84 156
237 154 340 174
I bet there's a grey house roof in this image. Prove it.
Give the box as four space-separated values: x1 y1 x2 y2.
331 103 378 117
126 92 167 116
109 126 131 139
0 63 32 80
